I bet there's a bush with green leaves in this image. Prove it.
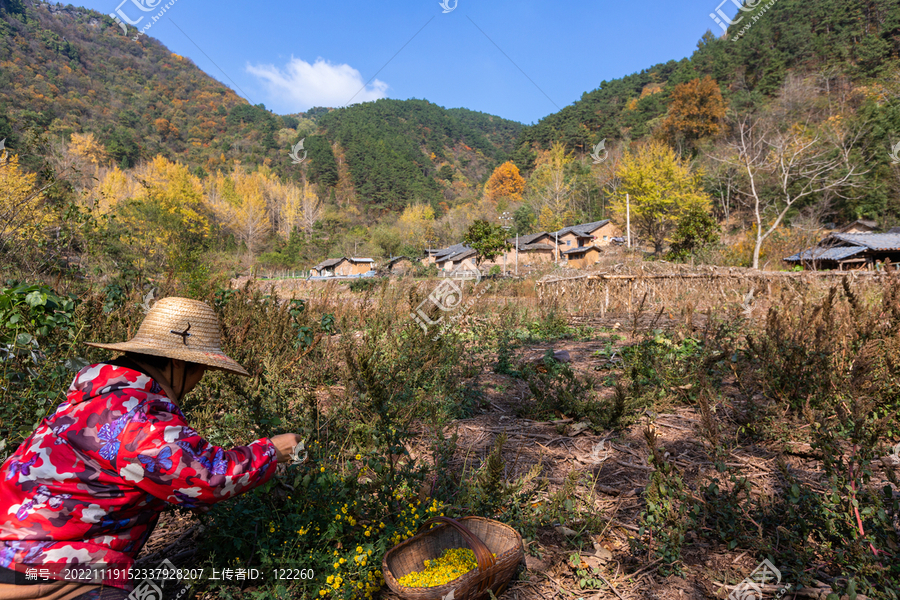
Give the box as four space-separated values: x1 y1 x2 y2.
633 423 697 577
0 282 80 447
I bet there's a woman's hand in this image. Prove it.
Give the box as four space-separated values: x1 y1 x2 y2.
271 433 303 464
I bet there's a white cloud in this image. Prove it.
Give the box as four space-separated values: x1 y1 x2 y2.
246 57 388 110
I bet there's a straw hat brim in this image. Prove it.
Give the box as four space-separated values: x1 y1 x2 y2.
84 341 250 377
84 297 250 377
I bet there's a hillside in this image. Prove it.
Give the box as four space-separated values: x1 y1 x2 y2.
512 0 900 223
3 0 899 275
313 100 523 211
519 0 900 153
0 0 522 206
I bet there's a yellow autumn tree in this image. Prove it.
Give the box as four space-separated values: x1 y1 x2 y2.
0 152 52 248
96 167 132 214
611 141 711 254
299 181 322 238
69 132 109 165
397 203 435 253
111 155 211 273
275 180 301 238
537 206 565 232
658 76 726 148
207 163 272 257
484 161 526 203
529 142 576 228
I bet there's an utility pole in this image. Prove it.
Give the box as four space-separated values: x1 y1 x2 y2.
555 230 559 264
626 193 631 249
499 212 513 276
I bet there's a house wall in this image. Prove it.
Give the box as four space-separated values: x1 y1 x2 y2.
592 222 620 246
458 257 479 273
311 264 339 277
439 257 478 274
565 248 602 269
337 261 373 276
497 247 555 266
333 261 355 276
557 232 582 253
565 223 621 248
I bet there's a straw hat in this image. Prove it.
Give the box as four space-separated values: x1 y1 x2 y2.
85 297 250 377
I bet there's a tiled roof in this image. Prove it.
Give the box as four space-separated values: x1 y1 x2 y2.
313 258 343 270
562 245 602 256
437 248 477 263
554 220 610 238
347 257 375 263
784 246 867 262
829 233 900 251
432 243 470 261
838 219 879 232
516 232 552 246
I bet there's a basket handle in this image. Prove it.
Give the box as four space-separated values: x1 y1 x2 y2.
417 517 497 594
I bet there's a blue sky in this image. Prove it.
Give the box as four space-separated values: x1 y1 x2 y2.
79 0 742 125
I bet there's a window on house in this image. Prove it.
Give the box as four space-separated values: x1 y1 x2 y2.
566 240 571 246
603 236 608 241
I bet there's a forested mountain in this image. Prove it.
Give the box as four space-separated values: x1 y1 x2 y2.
2 0 899 275
312 100 522 212
0 0 522 203
519 0 899 154
511 0 900 223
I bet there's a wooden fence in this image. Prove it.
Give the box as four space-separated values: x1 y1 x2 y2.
535 268 894 318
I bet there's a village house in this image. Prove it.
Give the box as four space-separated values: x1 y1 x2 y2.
435 247 478 274
422 243 468 267
336 257 376 276
553 220 620 260
309 257 376 277
310 258 344 277
423 243 480 274
563 245 603 269
501 232 557 266
421 219 622 275
784 232 900 270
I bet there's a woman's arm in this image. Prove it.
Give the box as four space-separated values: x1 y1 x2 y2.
114 399 285 507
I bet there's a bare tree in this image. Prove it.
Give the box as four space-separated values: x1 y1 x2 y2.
705 151 738 223
300 180 322 238
711 111 867 269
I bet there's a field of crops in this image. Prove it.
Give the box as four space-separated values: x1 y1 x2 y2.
1 269 898 599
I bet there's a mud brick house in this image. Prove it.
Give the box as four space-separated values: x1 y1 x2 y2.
554 220 619 254
435 247 478 274
563 245 603 269
310 258 344 277
336 257 376 276
423 244 479 274
502 232 557 265
385 256 414 275
422 243 468 266
785 233 900 270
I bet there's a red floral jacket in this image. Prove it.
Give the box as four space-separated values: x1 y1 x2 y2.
0 362 278 588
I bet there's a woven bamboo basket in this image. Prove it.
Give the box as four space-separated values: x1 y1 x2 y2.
382 516 524 600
